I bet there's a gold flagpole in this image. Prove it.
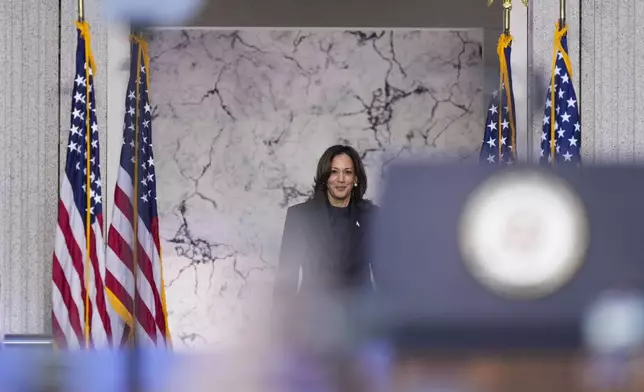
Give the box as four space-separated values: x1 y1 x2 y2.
76 0 92 349
128 24 150 349
132 27 141 348
502 0 511 35
560 0 566 26
550 0 566 164
500 1 510 162
78 0 84 21
128 26 144 392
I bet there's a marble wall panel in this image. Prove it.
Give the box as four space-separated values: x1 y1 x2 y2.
147 29 484 349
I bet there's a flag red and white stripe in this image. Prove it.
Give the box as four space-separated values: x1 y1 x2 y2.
105 34 170 347
52 21 112 349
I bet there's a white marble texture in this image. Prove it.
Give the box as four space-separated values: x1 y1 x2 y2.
147 29 483 350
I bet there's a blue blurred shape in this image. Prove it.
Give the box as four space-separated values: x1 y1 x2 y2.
0 348 176 392
104 0 203 25
0 349 46 391
63 350 127 392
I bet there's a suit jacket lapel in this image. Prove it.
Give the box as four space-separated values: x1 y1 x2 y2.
347 201 364 260
310 192 335 261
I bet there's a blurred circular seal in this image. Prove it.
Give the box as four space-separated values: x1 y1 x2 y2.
458 169 589 299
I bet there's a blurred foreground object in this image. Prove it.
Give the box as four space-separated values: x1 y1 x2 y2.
583 290 644 355
368 163 644 354
1 334 52 349
104 0 203 25
0 349 173 392
0 346 641 391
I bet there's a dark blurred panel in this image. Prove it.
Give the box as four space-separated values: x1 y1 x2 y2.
366 163 644 353
164 0 502 73
183 0 499 28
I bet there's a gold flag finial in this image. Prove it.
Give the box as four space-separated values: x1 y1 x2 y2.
487 0 528 7
487 0 528 34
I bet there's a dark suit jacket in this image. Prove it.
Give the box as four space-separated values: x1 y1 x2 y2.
273 192 378 302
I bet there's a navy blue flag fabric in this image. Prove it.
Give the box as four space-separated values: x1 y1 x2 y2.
480 34 517 164
540 22 581 165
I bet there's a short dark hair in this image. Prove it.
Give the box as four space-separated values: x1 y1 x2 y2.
313 144 368 202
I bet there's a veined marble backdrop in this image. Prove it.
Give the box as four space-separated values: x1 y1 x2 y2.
147 29 483 350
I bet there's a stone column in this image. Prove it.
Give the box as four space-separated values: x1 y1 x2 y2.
0 0 60 335
511 2 529 161
579 0 644 162
0 0 108 336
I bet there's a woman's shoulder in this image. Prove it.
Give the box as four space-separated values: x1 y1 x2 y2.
286 196 378 213
357 199 379 213
285 197 316 215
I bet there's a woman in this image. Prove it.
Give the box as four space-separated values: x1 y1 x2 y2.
273 144 378 303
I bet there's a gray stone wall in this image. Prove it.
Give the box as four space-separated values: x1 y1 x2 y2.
580 0 644 162
0 0 60 335
0 0 107 335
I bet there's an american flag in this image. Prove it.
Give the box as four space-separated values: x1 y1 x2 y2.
480 33 517 164
52 21 113 348
540 22 581 165
105 35 170 347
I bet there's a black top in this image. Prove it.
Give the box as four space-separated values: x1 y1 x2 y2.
327 202 353 260
274 192 378 302
328 203 351 225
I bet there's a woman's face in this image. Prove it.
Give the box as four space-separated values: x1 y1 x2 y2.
326 153 356 203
